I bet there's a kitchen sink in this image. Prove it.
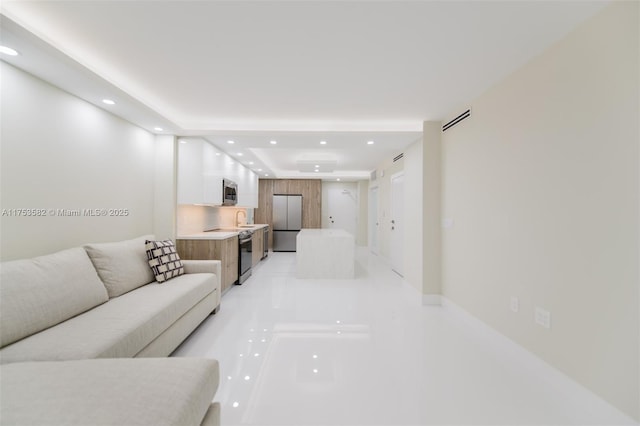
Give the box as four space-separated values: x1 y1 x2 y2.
238 225 256 228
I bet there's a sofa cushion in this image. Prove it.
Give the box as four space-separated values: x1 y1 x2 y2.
84 235 156 298
0 273 216 363
146 239 185 283
0 247 109 348
0 358 219 426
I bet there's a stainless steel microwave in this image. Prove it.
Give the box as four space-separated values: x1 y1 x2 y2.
222 179 237 206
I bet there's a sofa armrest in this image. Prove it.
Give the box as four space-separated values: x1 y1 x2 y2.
182 260 222 278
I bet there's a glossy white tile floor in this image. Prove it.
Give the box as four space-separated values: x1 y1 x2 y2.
173 250 636 426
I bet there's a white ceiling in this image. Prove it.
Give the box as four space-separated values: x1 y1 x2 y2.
0 1 609 179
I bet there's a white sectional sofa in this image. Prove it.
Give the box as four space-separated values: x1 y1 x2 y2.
0 235 222 426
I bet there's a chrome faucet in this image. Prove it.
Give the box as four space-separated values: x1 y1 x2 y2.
235 209 247 227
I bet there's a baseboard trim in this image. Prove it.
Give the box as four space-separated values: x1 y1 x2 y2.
422 294 442 305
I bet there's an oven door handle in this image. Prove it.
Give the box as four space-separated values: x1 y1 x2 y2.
240 237 252 244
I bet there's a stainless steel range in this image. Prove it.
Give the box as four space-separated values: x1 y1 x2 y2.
237 229 253 284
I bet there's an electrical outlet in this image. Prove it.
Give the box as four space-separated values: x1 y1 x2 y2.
534 306 551 329
510 297 519 313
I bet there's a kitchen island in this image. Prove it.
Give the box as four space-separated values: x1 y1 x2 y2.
296 228 355 279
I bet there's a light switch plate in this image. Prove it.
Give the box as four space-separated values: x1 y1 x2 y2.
510 297 519 313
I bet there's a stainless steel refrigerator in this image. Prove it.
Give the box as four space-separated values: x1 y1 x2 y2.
272 194 302 252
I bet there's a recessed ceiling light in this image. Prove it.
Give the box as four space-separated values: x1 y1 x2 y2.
215 152 221 156
264 173 269 176
257 169 262 172
237 153 243 156
367 140 374 145
337 178 341 181
0 46 19 56
232 402 240 408
154 127 163 131
179 140 187 144
314 165 320 168
314 170 319 173
102 99 115 105
320 141 327 145
270 140 277 145
249 161 254 165
227 140 235 144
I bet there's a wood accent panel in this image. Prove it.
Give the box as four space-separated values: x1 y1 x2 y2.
251 228 264 266
272 179 289 194
256 179 273 225
177 237 239 293
223 237 239 292
300 180 322 229
256 179 321 249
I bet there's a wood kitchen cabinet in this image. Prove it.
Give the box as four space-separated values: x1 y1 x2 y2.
251 228 264 267
176 236 238 293
256 179 322 249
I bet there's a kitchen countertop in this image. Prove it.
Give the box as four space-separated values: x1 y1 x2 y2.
177 224 269 240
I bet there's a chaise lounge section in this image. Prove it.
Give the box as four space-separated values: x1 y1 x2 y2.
0 235 222 425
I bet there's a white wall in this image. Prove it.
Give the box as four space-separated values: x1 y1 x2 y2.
403 138 423 293
440 2 638 419
153 135 177 240
0 62 164 260
422 122 442 299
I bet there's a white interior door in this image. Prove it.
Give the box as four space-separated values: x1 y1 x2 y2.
326 184 358 236
369 186 379 254
390 172 404 276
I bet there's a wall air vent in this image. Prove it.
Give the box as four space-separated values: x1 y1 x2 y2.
442 108 471 132
393 153 404 162
370 170 377 181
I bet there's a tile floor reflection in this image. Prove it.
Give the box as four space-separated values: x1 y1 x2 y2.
173 250 635 426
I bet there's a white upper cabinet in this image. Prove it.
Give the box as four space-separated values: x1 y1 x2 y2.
202 142 223 205
177 139 205 204
235 164 258 208
178 138 258 208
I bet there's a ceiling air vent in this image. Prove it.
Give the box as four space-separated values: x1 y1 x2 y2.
442 108 471 132
393 153 404 162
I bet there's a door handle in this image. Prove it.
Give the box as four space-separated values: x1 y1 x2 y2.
391 220 395 224
391 226 395 230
